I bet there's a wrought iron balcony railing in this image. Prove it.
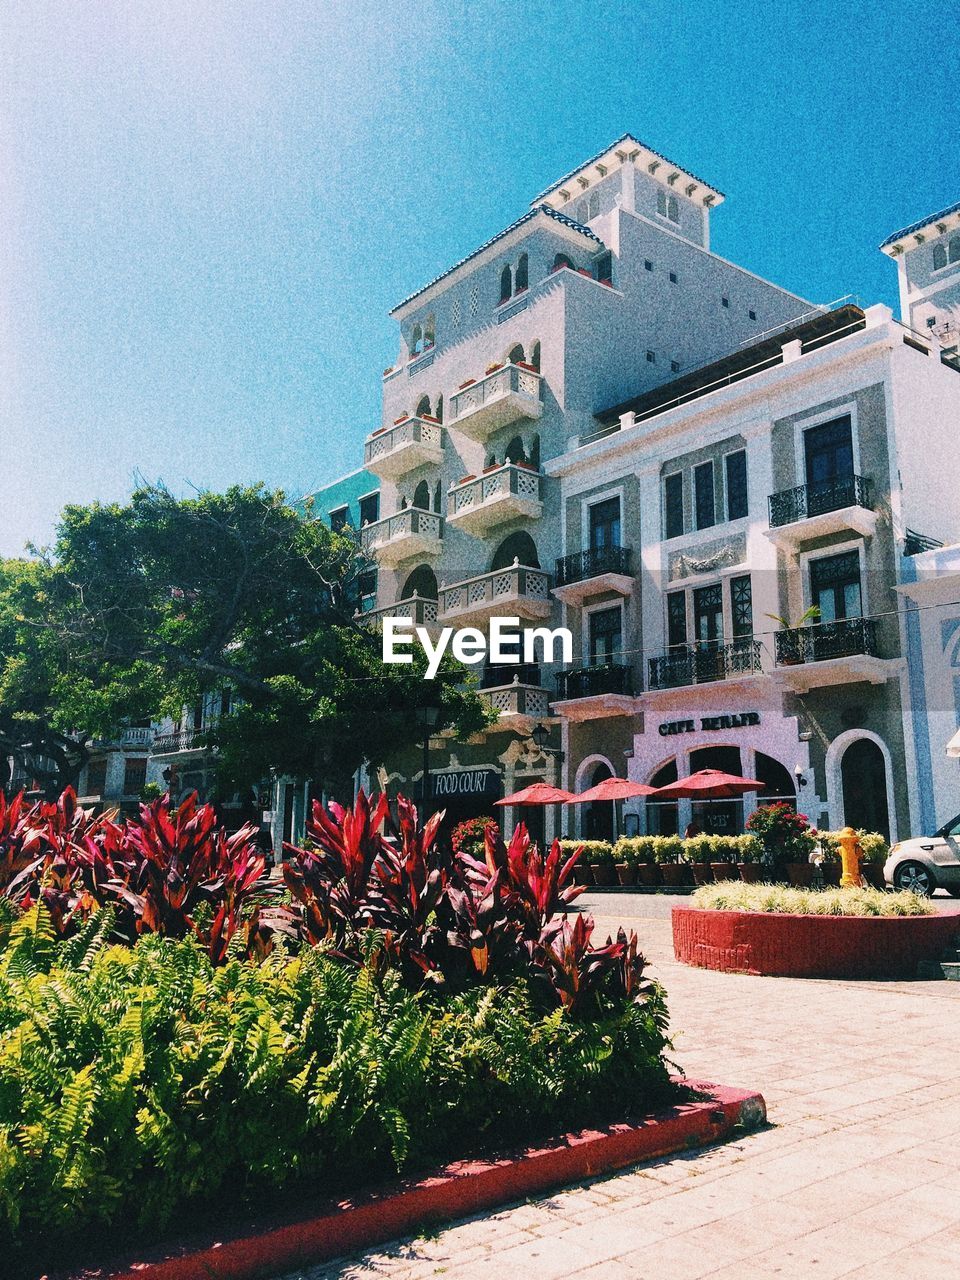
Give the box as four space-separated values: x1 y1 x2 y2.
768 474 872 528
556 663 634 701
480 661 541 689
648 640 763 690
774 616 879 666
151 728 209 753
555 545 633 586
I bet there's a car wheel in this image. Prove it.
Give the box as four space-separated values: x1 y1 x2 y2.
893 860 936 897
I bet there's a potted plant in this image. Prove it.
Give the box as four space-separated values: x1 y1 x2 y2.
765 605 821 665
614 841 638 887
482 462 501 474
685 835 715 886
858 832 889 889
394 415 409 425
709 835 739 883
457 474 476 485
382 366 394 377
624 837 660 887
654 835 688 886
736 834 764 883
589 841 616 887
515 459 538 471
747 802 816 884
458 378 476 389
485 362 504 376
516 361 539 372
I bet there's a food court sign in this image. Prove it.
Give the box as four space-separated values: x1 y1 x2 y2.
658 711 761 737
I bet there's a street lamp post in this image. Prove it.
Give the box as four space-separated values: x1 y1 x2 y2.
416 688 443 816
531 721 566 840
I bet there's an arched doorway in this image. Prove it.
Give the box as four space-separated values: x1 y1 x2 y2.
491 531 539 570
401 564 438 601
647 759 679 835
841 738 890 841
689 745 743 834
754 752 796 807
412 480 431 510
583 762 614 842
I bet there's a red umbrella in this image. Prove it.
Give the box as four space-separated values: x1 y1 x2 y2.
651 768 762 800
495 782 575 806
565 777 657 805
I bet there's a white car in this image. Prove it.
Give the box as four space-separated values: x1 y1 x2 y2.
884 815 960 897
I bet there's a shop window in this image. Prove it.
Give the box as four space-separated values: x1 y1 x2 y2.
725 450 748 521
694 461 715 530
664 472 684 539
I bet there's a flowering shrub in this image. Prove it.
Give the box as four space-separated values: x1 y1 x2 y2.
745 803 816 864
451 815 499 861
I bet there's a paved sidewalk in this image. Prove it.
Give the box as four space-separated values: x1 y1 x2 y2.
282 894 960 1280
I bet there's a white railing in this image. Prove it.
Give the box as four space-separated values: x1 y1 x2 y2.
120 726 154 747
482 680 551 720
363 416 444 466
439 560 550 618
362 595 439 627
448 463 542 517
450 362 542 421
360 507 443 554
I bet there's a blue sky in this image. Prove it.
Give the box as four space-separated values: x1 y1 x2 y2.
2 0 956 556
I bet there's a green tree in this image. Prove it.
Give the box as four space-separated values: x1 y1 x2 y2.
0 484 490 797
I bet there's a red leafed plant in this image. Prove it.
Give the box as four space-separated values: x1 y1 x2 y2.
536 916 653 1015
367 795 447 980
475 821 585 941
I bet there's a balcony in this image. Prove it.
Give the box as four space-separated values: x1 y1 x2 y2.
766 475 877 549
773 616 899 691
449 362 543 442
151 728 210 756
480 672 551 730
438 563 552 627
363 416 445 480
120 726 154 747
360 507 443 566
552 546 634 604
447 463 543 535
648 641 763 692
553 663 636 721
360 595 439 630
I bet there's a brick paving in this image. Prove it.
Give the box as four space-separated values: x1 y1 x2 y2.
280 893 960 1279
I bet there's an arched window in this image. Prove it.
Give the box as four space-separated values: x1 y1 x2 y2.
841 738 890 841
754 753 796 806
412 480 431 510
491 531 539 570
410 325 422 357
552 253 573 273
584 762 614 841
433 480 442 513
950 235 960 264
530 341 541 372
499 264 512 304
515 253 528 293
508 343 525 366
505 435 526 464
415 394 431 419
401 564 438 601
423 316 435 349
934 243 948 271
529 434 541 470
587 192 600 220
435 394 443 424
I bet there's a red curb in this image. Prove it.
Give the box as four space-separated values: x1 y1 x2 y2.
68 1081 764 1280
673 906 960 979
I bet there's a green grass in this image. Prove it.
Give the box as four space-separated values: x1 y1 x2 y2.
690 882 934 917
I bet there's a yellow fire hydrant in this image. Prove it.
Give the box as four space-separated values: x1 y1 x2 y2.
837 826 863 889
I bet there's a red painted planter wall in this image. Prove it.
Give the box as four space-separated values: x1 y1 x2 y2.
672 907 960 979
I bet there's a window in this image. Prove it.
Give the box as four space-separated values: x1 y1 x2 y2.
552 252 573 272
410 324 422 356
515 253 528 293
499 264 512 305
694 461 715 530
664 473 684 539
644 259 653 271
810 550 862 623
804 415 854 492
358 492 379 526
358 569 378 612
530 340 541 371
693 583 723 645
731 575 753 638
657 189 667 217
669 271 677 283
589 606 622 665
656 189 679 222
594 250 612 284
451 297 462 326
412 480 430 510
86 760 107 796
748 308 757 320
508 343 525 365
415 394 431 418
646 350 656 363
329 506 348 533
721 296 730 309
725 450 748 521
589 497 621 551
587 191 600 220
124 758 147 795
469 282 480 315
667 591 687 649
670 360 680 373
951 235 960 264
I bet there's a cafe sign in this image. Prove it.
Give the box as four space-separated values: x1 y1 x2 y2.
659 711 761 737
430 768 502 799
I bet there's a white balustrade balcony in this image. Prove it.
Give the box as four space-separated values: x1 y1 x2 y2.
448 362 543 442
438 561 552 628
359 594 439 631
447 463 543 535
360 507 443 566
481 678 552 730
363 415 445 480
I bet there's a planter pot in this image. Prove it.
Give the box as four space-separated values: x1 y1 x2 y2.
786 862 814 888
615 863 638 887
458 380 476 389
394 416 409 425
482 465 500 474
738 862 763 883
658 863 686 887
861 864 886 890
822 864 842 887
591 863 616 887
637 864 660 887
578 862 595 886
691 864 714 886
710 862 738 883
